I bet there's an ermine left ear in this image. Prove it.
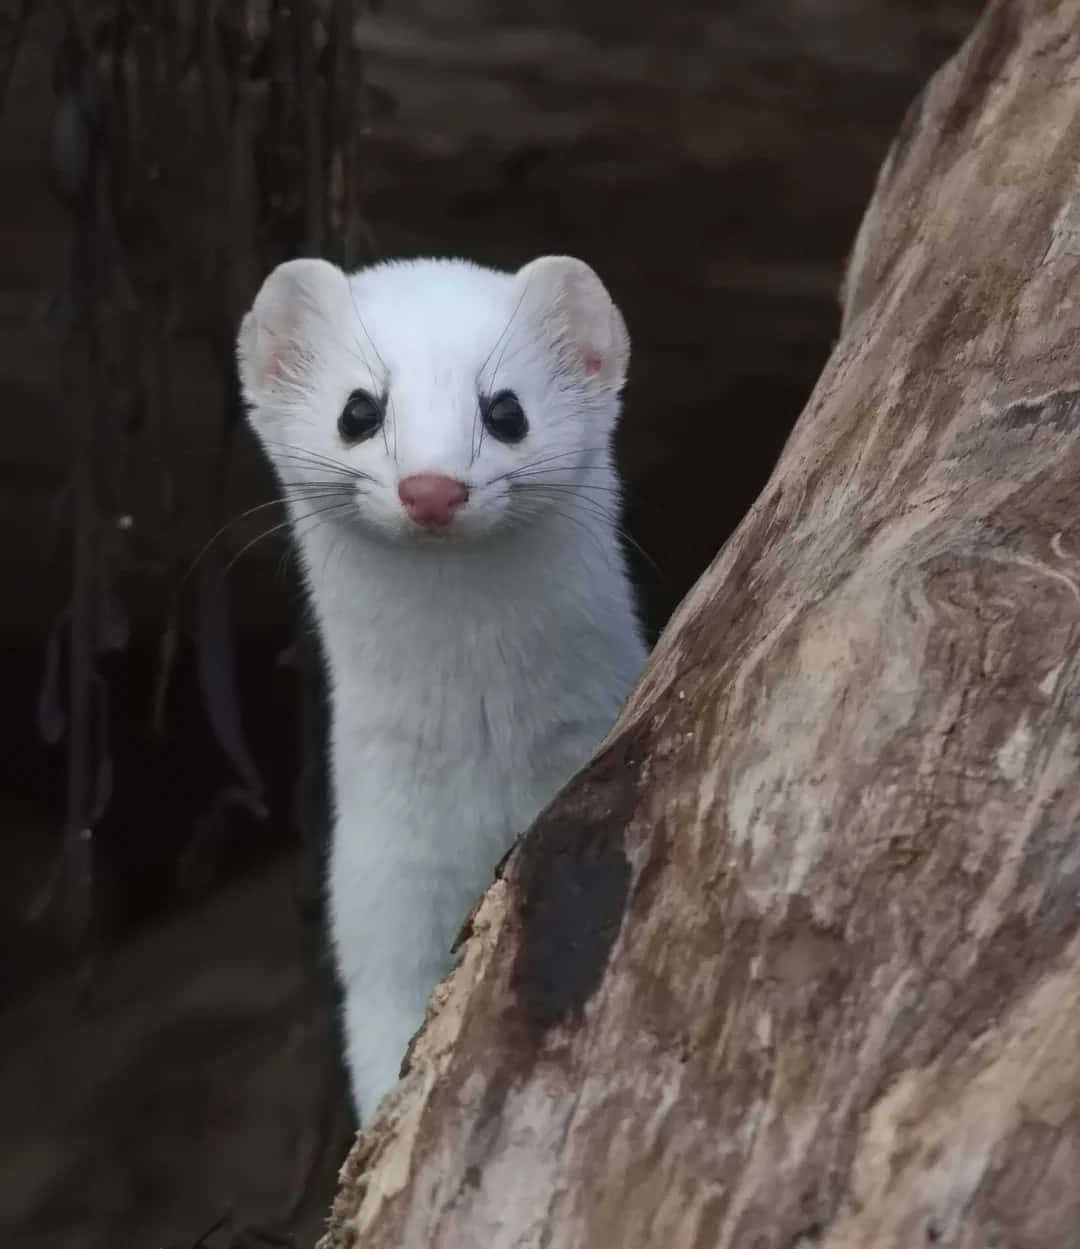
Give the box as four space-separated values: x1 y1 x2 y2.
514 255 630 391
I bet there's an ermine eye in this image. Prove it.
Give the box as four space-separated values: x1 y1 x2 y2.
338 389 384 443
480 390 528 444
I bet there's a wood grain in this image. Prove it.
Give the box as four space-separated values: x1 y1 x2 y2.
326 0 1080 1242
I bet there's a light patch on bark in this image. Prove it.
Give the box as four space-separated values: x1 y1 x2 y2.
320 3 1080 1246
832 938 1080 1246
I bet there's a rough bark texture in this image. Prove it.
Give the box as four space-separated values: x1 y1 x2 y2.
3 7 988 1248
328 0 1080 1243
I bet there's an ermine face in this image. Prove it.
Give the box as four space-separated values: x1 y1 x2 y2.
237 256 630 547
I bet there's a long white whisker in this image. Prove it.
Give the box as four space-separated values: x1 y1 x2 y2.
477 279 531 391
180 489 358 589
346 277 390 377
223 501 355 576
510 486 662 577
266 452 374 484
262 439 375 475
476 446 612 489
509 464 617 478
509 479 623 495
511 446 610 471
272 476 362 487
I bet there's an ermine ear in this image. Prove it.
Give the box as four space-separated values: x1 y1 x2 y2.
514 255 630 391
237 258 348 407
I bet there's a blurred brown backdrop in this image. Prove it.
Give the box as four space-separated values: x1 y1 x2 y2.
0 3 982 1247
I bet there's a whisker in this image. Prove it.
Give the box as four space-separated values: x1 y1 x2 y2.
272 466 351 485
487 339 531 391
223 501 354 576
345 277 390 375
471 272 541 466
262 441 375 481
180 489 356 589
341 280 398 466
509 465 618 479
477 446 612 490
274 479 367 492
511 486 663 578
500 446 611 475
616 527 663 578
506 467 667 517
263 438 368 467
262 439 350 462
528 501 614 571
509 479 623 495
514 445 609 468
518 489 622 529
271 453 355 475
275 539 299 589
477 279 531 391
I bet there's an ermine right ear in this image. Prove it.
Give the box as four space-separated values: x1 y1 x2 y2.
237 258 348 408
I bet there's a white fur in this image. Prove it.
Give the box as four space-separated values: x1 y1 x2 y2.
237 255 646 1121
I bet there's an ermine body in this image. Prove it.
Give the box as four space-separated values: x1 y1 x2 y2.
237 254 646 1121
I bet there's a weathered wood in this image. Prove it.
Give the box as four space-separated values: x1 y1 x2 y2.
321 1 1080 1244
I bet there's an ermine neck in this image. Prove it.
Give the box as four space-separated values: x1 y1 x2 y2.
296 510 627 693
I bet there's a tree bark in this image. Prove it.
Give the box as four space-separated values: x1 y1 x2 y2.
320 1 1080 1244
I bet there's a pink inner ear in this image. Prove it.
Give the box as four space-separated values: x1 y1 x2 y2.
582 351 603 375
264 330 300 385
267 345 289 383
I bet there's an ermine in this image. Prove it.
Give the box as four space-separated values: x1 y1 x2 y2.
237 254 647 1122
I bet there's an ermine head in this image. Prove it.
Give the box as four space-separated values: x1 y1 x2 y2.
236 255 630 545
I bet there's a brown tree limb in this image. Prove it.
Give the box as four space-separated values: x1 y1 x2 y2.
321 0 1080 1245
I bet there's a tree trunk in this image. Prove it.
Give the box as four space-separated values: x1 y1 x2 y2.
320 1 1080 1244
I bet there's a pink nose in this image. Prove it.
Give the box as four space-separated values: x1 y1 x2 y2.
397 473 469 529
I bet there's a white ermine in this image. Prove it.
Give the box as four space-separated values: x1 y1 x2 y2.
237 254 647 1121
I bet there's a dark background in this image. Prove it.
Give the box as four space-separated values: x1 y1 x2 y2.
1 3 982 1247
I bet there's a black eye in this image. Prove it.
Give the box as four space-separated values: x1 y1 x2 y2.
481 390 528 444
338 389 384 443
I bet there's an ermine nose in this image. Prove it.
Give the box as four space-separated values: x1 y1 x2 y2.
397 473 469 529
